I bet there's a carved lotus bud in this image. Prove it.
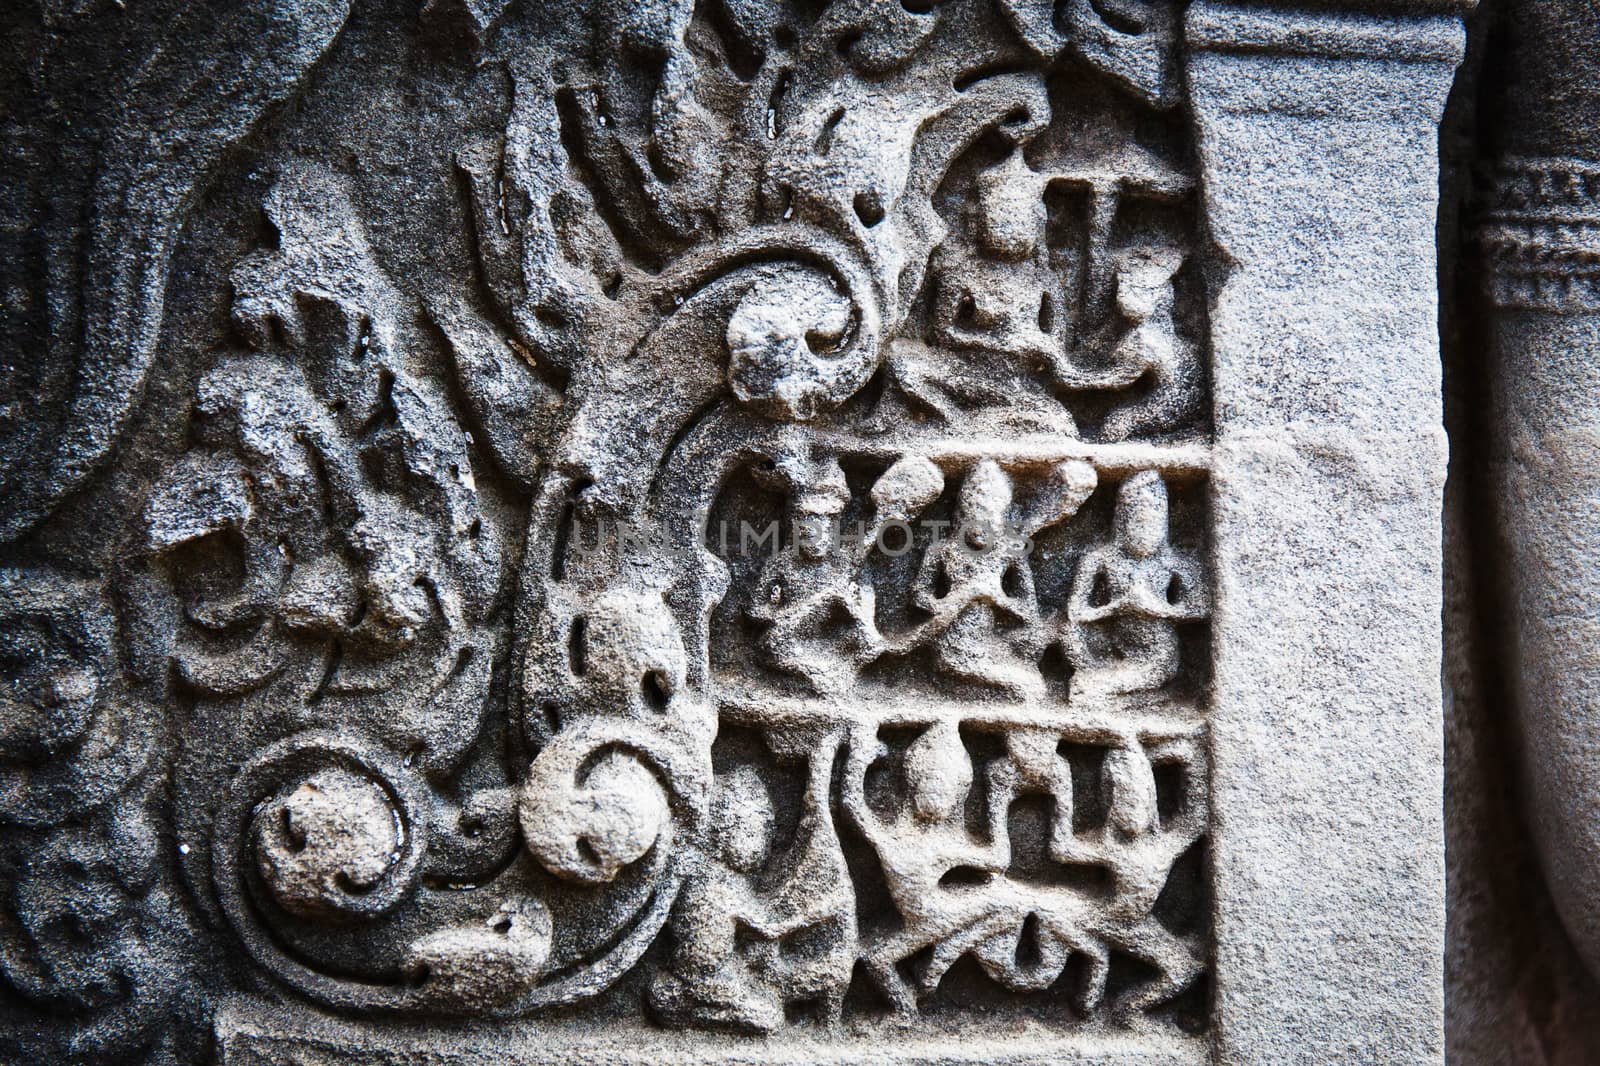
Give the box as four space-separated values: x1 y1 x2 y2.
1103 744 1159 839
903 720 973 823
726 267 863 422
251 768 404 923
519 750 669 884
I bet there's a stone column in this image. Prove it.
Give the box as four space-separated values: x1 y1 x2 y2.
1186 6 1463 1062
1479 0 1600 993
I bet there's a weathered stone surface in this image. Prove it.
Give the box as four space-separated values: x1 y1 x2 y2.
0 0 1480 1062
1446 0 1600 1055
1190 10 1459 1060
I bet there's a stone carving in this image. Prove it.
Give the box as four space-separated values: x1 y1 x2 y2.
1095 249 1202 441
0 569 199 1063
1460 0 1600 1043
0 0 353 543
1478 156 1600 311
911 458 1096 699
14 0 1503 1059
1481 151 1600 1012
250 765 410 922
746 448 943 696
705 440 1209 1038
0 0 1480 1060
0 570 153 824
1066 471 1208 696
1000 0 1182 107
842 718 1205 1021
135 161 505 762
649 745 856 1033
403 898 555 1011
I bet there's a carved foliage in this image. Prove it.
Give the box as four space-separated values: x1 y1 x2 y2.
63 0 1214 1051
137 163 505 767
0 570 198 1063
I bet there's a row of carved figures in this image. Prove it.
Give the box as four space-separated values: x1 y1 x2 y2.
652 718 1206 1033
739 453 1208 702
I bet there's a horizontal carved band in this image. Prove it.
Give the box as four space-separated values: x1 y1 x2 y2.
1479 157 1600 312
1185 2 1467 63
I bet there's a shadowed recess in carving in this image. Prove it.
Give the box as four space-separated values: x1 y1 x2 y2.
0 0 1222 1057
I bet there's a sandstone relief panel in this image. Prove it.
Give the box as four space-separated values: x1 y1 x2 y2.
0 0 1463 1062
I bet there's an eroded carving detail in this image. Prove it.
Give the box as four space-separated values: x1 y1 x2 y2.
702 443 1210 1035
0 569 200 1063
10 0 1213 1055
1479 156 1600 311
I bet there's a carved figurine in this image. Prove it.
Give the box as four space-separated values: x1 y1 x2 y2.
649 745 855 1033
845 718 1204 1018
751 449 945 696
891 152 1082 433
912 459 1097 699
982 725 1080 864
932 151 1057 368
1096 247 1202 440
649 766 786 1033
1065 470 1207 696
843 719 1011 1012
982 727 1177 909
749 456 880 696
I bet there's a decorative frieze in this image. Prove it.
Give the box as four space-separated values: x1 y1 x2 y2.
0 1 1464 1063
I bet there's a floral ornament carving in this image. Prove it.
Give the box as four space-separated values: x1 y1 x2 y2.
0 570 152 825
94 0 1214 1050
137 162 505 769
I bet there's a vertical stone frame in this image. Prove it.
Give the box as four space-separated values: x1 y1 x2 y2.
1188 4 1460 1062
1484 161 1600 988
1474 0 1600 1005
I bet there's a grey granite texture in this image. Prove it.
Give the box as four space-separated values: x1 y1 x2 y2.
0 0 1529 1063
1189 7 1457 1060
